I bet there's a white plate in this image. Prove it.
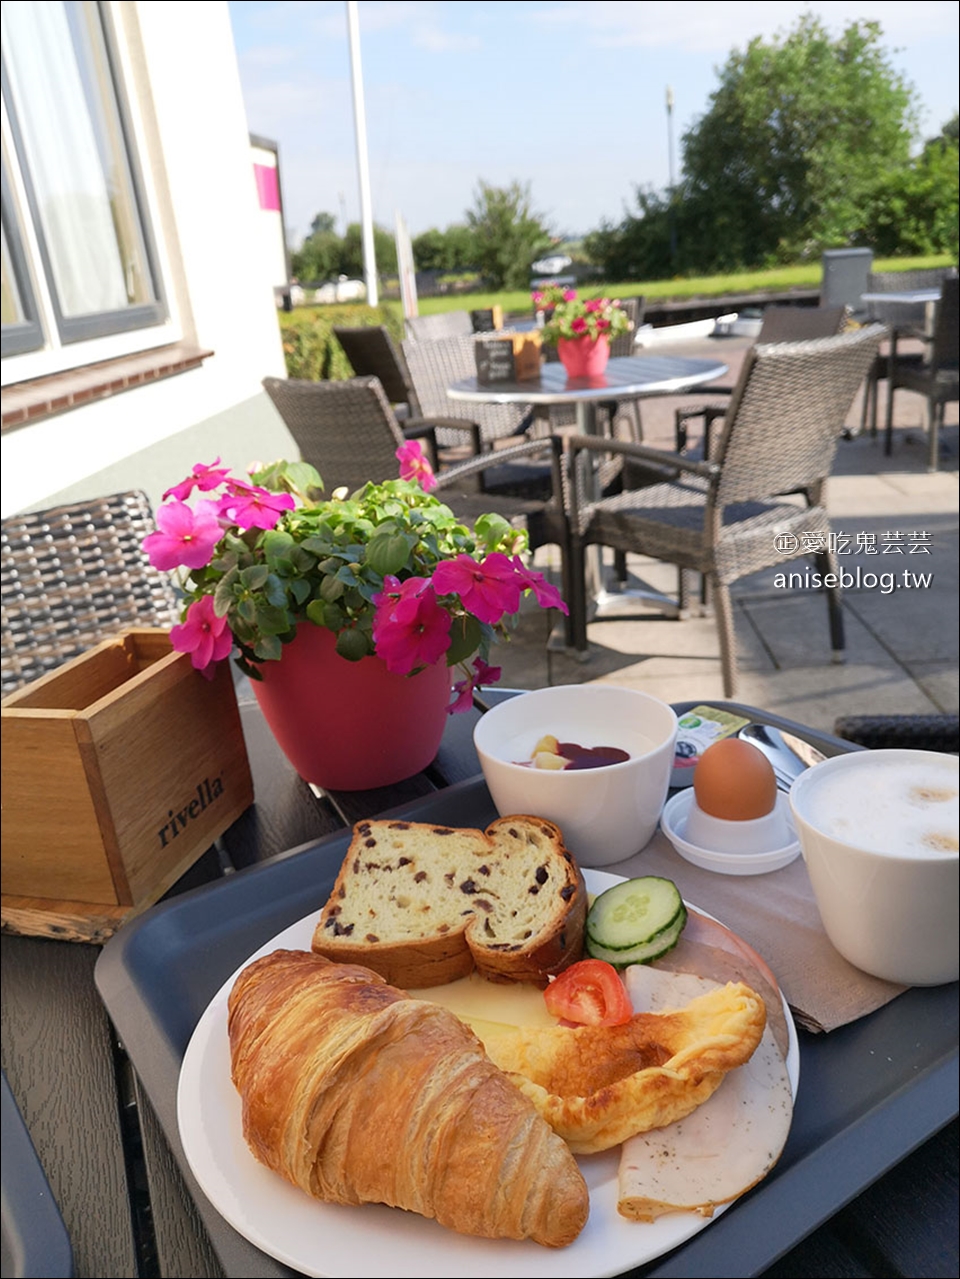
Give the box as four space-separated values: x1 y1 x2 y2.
661 790 802 875
177 869 799 1278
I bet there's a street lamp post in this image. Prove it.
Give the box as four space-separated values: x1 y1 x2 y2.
666 85 677 268
346 1 377 306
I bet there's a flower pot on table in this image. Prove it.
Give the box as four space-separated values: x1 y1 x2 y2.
557 334 610 378
251 623 452 791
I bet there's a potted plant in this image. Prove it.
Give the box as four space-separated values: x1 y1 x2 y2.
533 286 631 378
143 447 567 789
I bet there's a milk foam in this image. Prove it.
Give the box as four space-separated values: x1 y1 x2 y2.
800 756 959 857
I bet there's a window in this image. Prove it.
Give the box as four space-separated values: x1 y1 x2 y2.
1 0 166 361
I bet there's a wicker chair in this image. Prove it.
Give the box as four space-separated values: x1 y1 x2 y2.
404 310 474 342
560 325 886 696
674 305 849 455
1 491 181 697
884 274 959 469
860 268 952 440
833 714 959 754
400 333 558 500
332 325 420 417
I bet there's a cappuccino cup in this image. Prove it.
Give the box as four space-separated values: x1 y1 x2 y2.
789 749 959 985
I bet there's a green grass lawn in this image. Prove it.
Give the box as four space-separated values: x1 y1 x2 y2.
413 254 954 316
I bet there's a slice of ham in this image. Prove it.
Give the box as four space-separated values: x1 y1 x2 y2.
652 907 791 1060
619 965 793 1221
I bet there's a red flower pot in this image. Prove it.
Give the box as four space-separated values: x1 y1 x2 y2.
251 623 452 790
557 335 610 378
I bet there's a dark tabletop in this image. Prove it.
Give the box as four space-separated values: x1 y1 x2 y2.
2 694 957 1278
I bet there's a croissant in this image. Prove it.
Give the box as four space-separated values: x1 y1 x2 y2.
227 949 589 1247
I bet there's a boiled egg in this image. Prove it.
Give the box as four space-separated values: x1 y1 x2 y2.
693 739 777 821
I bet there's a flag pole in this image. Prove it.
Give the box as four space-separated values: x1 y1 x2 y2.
346 1 377 305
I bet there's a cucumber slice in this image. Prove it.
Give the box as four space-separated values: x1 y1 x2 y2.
586 877 685 952
586 905 688 966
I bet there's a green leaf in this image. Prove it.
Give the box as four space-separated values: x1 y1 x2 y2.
237 597 257 623
320 575 345 602
240 564 270 590
264 573 288 607
366 530 416 577
255 603 293 635
213 569 240 617
335 627 370 661
253 634 283 662
305 599 327 626
446 614 482 665
262 529 295 561
289 578 312 604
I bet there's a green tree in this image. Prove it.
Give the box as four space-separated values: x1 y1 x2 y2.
309 211 338 236
679 15 919 268
860 122 960 257
339 222 398 278
292 228 343 282
465 181 552 289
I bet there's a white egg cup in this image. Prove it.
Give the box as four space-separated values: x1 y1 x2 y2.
660 790 801 875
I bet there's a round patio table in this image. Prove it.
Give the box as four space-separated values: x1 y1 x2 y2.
447 352 728 435
448 353 729 641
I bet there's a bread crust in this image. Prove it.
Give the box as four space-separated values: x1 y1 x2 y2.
228 949 590 1247
312 815 587 988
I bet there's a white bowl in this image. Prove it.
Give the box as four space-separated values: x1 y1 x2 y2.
789 749 959 985
660 790 801 876
473 685 678 867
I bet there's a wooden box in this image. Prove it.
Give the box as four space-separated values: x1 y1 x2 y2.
474 331 543 384
1 630 253 941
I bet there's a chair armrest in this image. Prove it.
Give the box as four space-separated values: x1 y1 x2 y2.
434 436 560 489
564 433 720 481
405 415 483 457
674 401 729 451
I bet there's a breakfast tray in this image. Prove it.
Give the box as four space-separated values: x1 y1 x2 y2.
94 707 958 1278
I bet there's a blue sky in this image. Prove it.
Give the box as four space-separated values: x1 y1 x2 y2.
227 1 959 248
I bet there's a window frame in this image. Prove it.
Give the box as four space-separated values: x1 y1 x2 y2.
0 1 169 365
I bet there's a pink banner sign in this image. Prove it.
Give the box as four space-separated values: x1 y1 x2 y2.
253 163 280 212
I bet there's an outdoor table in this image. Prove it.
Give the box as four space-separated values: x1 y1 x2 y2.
446 352 728 436
860 287 942 333
3 691 956 1278
448 354 729 636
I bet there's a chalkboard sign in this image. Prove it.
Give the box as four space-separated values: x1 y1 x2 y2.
475 336 516 384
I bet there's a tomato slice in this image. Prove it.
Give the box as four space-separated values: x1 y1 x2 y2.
543 959 633 1027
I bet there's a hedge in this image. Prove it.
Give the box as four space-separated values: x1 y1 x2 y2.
277 303 404 381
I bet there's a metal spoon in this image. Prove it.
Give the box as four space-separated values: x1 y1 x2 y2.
738 723 825 791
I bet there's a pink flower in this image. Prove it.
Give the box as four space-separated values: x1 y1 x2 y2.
431 553 522 625
170 595 233 678
448 655 503 714
584 298 604 313
372 576 452 674
570 316 588 334
597 318 611 331
163 458 231 502
511 556 569 614
396 440 437 492
532 291 544 306
562 289 577 301
218 482 295 531
142 499 223 571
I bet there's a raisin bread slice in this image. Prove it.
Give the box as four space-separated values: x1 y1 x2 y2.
312 815 586 988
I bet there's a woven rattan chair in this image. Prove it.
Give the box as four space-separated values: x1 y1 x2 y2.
560 325 886 696
884 274 959 469
1 491 181 697
400 333 559 500
860 268 952 439
404 310 474 342
674 305 849 455
261 375 570 613
332 325 419 417
833 714 960 754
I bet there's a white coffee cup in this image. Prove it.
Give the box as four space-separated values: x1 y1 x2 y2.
788 749 959 985
473 685 678 867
